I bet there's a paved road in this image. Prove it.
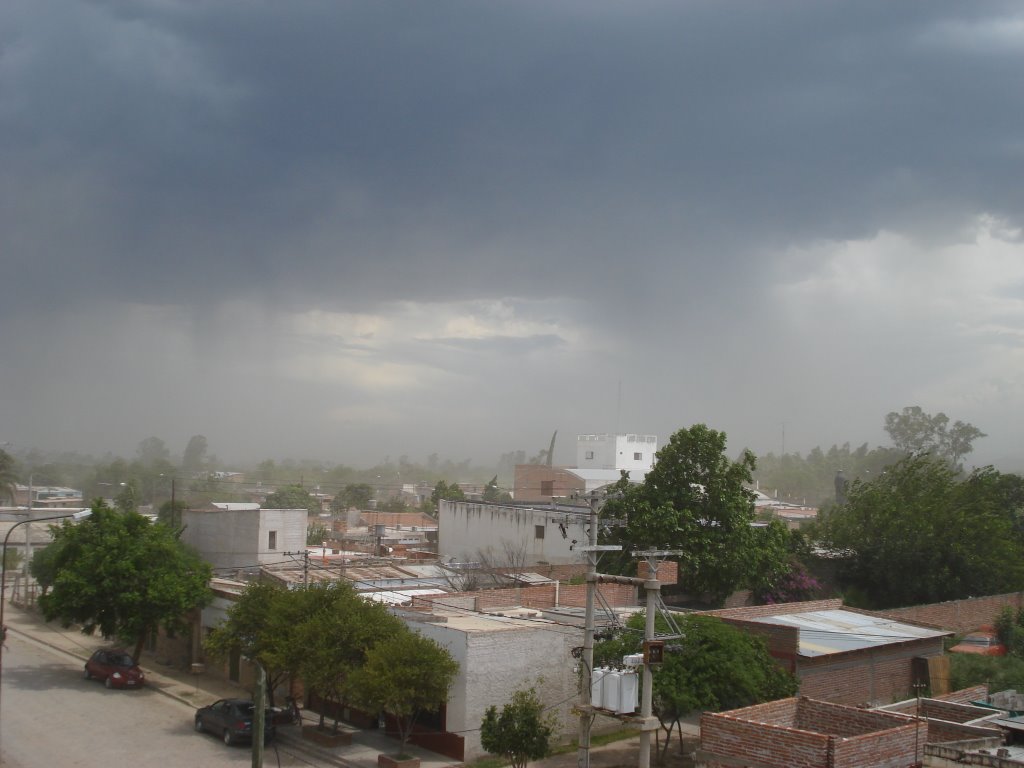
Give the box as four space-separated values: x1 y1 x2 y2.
0 632 314 768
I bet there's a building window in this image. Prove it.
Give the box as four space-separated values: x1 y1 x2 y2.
535 525 545 539
540 480 554 495
585 451 594 460
268 531 277 550
634 452 642 461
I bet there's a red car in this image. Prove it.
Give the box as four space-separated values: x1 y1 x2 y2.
84 649 146 688
949 627 1007 657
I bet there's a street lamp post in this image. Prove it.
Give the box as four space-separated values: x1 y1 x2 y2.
1 509 93 676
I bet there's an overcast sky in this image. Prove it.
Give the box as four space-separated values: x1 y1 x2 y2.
2 1 1024 471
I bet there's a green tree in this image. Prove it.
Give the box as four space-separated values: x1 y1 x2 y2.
603 424 770 601
483 476 511 503
28 540 64 595
2 548 23 572
0 448 19 504
38 500 212 661
297 585 405 731
431 480 466 506
136 436 171 466
350 630 459 753
331 483 374 513
307 522 330 545
263 483 319 514
114 480 139 514
595 613 796 758
884 406 986 469
480 685 556 768
205 582 299 704
818 455 1024 608
157 499 188 530
181 435 208 474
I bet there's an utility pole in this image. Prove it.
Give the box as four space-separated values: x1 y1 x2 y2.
577 492 600 768
303 549 309 588
577 491 622 768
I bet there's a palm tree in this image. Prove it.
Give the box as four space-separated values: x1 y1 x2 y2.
0 448 18 505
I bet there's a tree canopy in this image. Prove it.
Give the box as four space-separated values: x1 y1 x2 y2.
0 448 19 504
330 483 374 513
817 455 1024 609
263 483 320 514
480 685 556 768
603 424 778 600
350 629 459 749
38 500 212 661
595 613 796 758
884 406 986 469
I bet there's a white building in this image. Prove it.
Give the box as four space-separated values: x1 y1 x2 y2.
576 434 657 475
409 610 580 760
180 503 307 570
438 500 588 567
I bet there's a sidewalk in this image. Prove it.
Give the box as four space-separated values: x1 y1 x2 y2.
4 603 695 768
2 603 459 768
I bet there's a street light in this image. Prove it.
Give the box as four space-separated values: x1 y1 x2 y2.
0 508 91 760
0 508 93 668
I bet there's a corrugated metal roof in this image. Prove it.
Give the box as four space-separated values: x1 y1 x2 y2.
748 609 950 657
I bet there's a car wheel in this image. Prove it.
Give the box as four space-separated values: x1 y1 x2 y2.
84 666 91 680
222 729 234 746
104 676 113 689
194 717 204 733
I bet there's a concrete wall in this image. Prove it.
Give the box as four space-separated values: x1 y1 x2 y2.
576 434 657 473
181 507 306 570
438 500 587 566
411 616 579 761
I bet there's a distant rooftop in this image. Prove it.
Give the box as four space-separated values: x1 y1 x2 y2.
748 609 950 657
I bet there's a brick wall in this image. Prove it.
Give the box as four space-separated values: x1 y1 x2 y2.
715 618 800 671
700 707 830 768
699 698 925 768
830 722 920 768
705 598 844 621
874 593 1024 634
798 698 910 736
938 684 989 705
797 639 945 706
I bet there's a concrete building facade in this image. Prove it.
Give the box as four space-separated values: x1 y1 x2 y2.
576 433 657 473
409 610 580 761
438 500 588 567
180 504 307 570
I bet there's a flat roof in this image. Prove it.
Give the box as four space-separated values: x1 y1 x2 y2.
748 609 950 657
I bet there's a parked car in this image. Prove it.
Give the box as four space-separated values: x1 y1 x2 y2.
194 699 276 746
949 626 1007 656
83 649 145 689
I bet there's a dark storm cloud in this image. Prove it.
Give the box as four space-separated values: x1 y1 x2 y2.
4 0 1022 318
3 0 1024 466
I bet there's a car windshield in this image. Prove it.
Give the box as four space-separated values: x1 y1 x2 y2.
110 653 135 666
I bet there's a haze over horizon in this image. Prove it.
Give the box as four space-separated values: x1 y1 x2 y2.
3 2 1024 472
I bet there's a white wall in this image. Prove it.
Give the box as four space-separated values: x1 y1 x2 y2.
576 434 657 472
438 501 587 566
411 616 579 760
181 507 306 570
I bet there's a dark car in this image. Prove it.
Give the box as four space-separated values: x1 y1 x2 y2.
83 649 145 689
194 698 276 746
